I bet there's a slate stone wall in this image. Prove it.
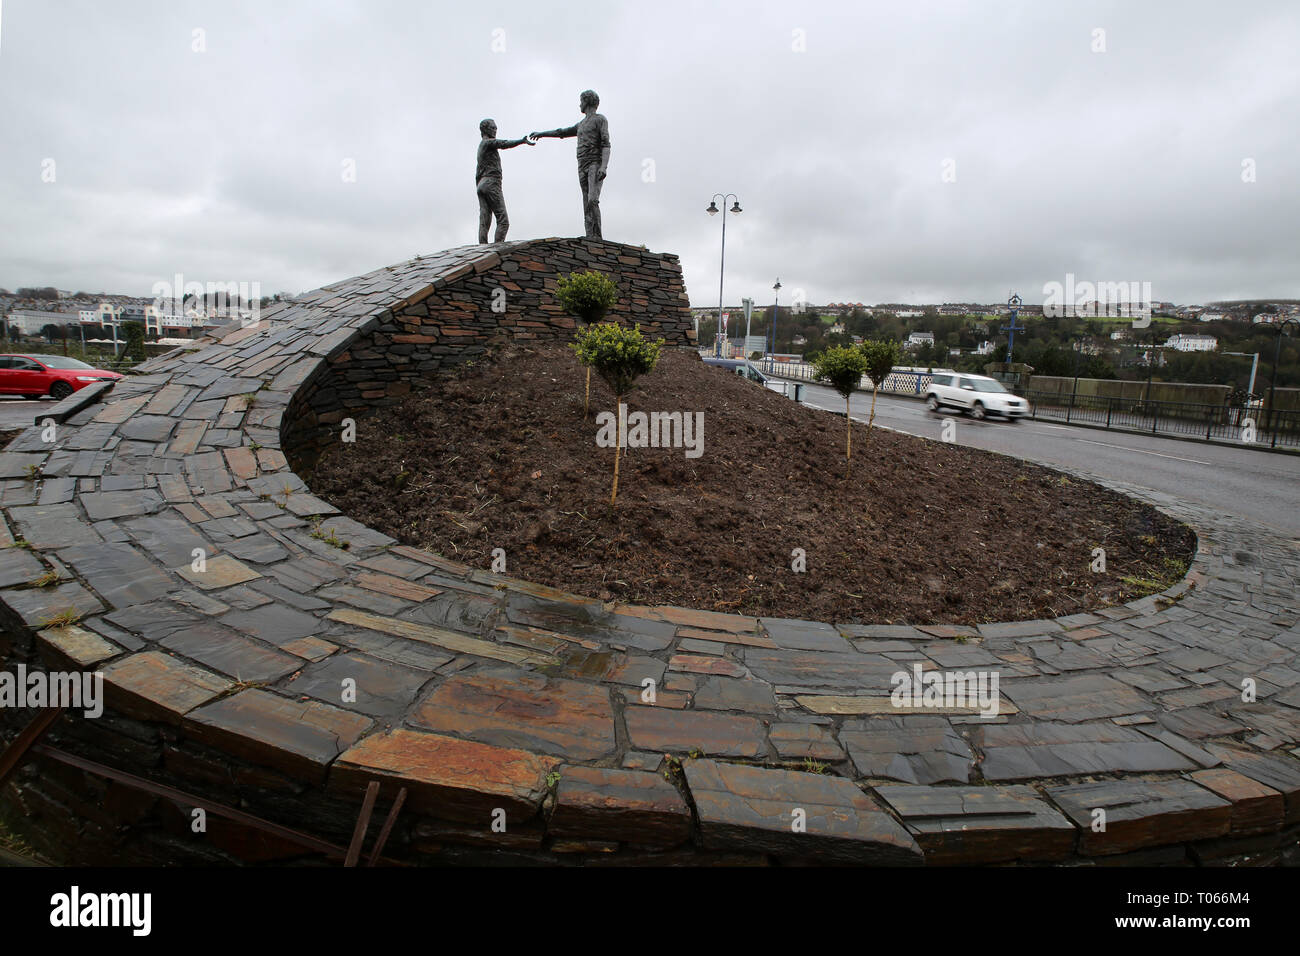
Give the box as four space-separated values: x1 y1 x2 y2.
282 238 694 475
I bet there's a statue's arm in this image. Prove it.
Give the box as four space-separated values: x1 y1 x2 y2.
531 124 579 140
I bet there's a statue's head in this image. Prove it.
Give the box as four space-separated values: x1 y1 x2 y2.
479 118 497 137
579 90 599 112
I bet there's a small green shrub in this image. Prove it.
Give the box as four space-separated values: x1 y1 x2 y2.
555 270 617 321
572 323 661 505
811 345 868 474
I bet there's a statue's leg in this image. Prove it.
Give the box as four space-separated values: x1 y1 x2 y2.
580 164 602 238
491 183 509 243
477 181 492 244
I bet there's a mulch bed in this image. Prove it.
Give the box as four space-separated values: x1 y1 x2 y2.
310 345 1196 624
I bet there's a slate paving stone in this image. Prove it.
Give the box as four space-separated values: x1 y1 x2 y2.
36 623 122 669
1189 768 1285 835
0 547 46 589
1159 685 1240 709
330 728 558 824
1000 674 1151 722
218 533 291 565
80 490 163 521
1206 748 1300 822
840 716 974 785
55 542 178 609
760 617 849 652
328 607 553 667
412 667 615 759
768 722 848 762
1045 778 1232 855
742 646 900 691
876 784 1077 864
177 554 261 590
100 650 232 723
668 653 748 678
1 580 104 628
1157 708 1244 739
220 604 324 646
246 579 332 611
624 705 767 758
402 591 499 633
692 675 777 714
8 503 104 549
595 650 665 686
1112 665 1186 694
187 688 372 784
316 583 412 617
504 602 675 652
159 621 302 684
684 759 922 864
1136 726 1221 768
921 643 1003 669
979 721 1195 781
549 766 692 847
287 652 429 717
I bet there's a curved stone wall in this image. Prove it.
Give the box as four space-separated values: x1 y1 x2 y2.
1 238 1298 866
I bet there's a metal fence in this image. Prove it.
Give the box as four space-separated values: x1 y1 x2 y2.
1025 390 1300 449
762 361 939 397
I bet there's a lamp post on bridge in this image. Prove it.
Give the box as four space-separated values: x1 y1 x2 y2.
1265 317 1299 444
768 278 781 372
706 194 742 357
1001 293 1025 366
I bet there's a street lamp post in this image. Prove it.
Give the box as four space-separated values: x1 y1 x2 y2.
706 194 742 357
1001 293 1025 366
1266 317 1299 445
768 278 781 372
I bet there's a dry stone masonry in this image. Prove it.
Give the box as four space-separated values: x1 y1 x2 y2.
1 238 1298 866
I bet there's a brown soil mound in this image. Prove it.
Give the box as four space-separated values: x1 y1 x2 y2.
310 345 1195 624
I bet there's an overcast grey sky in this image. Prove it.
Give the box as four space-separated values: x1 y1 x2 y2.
1 0 1296 307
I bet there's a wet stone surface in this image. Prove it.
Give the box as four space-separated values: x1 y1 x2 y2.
1 240 1297 867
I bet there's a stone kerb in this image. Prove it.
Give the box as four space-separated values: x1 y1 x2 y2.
0 238 1297 867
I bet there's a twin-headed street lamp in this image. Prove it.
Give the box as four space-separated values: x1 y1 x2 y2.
706 194 742 356
1266 317 1300 442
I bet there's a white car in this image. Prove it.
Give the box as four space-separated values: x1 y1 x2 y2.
926 372 1027 420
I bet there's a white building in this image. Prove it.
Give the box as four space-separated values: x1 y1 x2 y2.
1164 333 1217 353
1253 313 1281 325
1199 312 1225 322
975 340 996 355
5 309 80 334
906 331 935 348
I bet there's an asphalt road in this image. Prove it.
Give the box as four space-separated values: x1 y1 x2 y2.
795 382 1300 535
0 397 54 431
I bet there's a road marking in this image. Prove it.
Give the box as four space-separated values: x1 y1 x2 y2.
1075 439 1211 465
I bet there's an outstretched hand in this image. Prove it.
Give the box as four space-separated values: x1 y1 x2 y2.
527 132 541 143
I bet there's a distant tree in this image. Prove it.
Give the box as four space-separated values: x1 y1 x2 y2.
811 345 868 475
858 339 901 438
573 323 661 506
121 320 146 361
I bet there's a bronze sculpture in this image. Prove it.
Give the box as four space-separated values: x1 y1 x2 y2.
530 90 611 239
476 119 533 244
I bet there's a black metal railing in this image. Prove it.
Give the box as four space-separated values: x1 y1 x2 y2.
1025 390 1300 448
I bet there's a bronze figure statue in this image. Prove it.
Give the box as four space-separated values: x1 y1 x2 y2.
476 118 533 244
530 90 611 239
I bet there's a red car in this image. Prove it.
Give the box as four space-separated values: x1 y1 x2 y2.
0 354 123 400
